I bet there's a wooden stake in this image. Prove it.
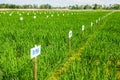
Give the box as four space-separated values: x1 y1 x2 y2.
82 30 84 39
68 38 70 57
91 26 92 32
91 26 93 32
34 57 37 80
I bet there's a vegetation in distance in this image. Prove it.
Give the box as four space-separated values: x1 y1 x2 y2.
0 3 120 10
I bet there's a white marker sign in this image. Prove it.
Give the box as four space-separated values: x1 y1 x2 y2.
82 25 85 31
46 16 49 18
31 45 41 59
91 22 93 27
9 14 12 16
34 16 36 19
69 30 72 38
20 17 23 21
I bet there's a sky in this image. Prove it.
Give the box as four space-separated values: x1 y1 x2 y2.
0 0 120 7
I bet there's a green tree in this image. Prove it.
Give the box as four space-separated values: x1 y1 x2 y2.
113 4 120 9
33 4 38 9
93 4 102 9
84 4 91 9
40 4 52 9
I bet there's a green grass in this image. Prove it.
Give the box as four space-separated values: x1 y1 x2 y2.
0 10 115 80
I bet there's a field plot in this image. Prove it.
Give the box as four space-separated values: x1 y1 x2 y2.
0 10 119 80
59 12 120 80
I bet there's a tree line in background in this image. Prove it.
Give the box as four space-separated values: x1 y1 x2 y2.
0 4 52 9
0 3 120 10
69 4 120 10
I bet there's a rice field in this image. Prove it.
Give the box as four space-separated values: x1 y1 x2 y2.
0 10 119 80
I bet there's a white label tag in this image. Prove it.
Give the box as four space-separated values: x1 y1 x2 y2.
82 25 85 31
69 30 72 38
20 17 23 21
91 22 93 27
31 45 41 59
34 16 36 19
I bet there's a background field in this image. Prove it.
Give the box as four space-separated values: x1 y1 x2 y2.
0 10 119 80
